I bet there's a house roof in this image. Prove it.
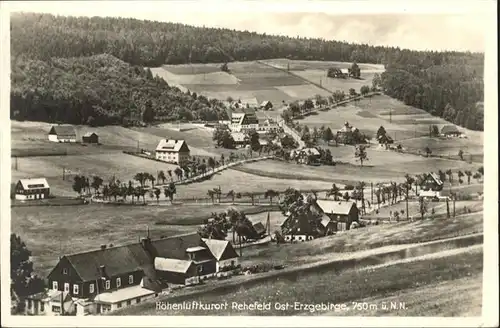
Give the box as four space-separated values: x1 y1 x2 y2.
202 238 229 261
18 178 50 190
231 132 246 142
440 125 461 134
49 126 76 136
154 258 193 273
186 246 206 253
83 132 98 137
94 284 156 303
155 139 190 152
428 172 444 186
260 100 272 107
315 200 356 215
320 217 332 228
253 222 266 235
59 233 205 282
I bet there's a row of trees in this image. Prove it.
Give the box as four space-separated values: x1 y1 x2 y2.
11 54 228 126
197 207 259 244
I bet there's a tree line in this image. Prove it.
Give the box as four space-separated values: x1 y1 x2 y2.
11 54 228 126
11 13 482 67
11 13 483 130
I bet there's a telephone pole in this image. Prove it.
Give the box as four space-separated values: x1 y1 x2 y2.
14 156 18 170
389 109 392 123
62 167 65 181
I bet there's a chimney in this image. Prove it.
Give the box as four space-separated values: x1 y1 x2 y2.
175 140 178 143
99 265 106 277
100 244 107 250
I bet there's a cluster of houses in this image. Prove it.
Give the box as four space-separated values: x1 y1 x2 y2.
25 232 240 316
279 198 360 243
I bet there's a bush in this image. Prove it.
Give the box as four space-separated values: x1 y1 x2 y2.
344 185 355 190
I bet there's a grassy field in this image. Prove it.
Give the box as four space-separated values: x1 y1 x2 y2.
151 59 380 106
239 211 483 268
234 159 481 186
333 273 482 317
119 248 482 316
11 203 257 277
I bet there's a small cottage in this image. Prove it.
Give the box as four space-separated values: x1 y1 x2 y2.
260 100 273 111
14 178 50 200
202 238 240 272
48 126 77 143
419 172 444 197
25 290 74 316
440 125 462 137
82 132 99 144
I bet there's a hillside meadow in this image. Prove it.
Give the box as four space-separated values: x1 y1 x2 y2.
10 203 258 277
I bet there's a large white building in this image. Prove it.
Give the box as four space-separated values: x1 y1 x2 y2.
155 139 190 165
14 178 50 200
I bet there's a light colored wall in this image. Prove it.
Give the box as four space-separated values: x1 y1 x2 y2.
48 134 58 142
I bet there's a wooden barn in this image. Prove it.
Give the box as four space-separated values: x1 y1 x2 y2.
82 132 99 144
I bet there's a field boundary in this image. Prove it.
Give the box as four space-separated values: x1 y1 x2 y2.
110 233 483 315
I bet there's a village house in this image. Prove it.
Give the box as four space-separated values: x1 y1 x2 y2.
48 125 77 143
440 125 462 138
202 238 240 272
279 215 317 242
43 232 239 315
313 200 360 232
290 147 321 164
14 178 50 201
230 109 259 132
337 122 359 138
82 132 99 144
259 100 273 111
418 172 444 198
155 139 190 165
230 132 247 148
256 119 281 134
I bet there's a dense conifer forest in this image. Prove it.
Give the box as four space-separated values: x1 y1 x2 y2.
10 12 484 130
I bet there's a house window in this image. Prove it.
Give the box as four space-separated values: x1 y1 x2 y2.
198 265 203 275
116 278 121 288
129 275 134 284
63 268 68 275
89 284 94 294
105 280 110 290
136 298 141 304
73 284 79 295
64 283 69 292
52 305 61 313
52 281 58 290
40 302 45 312
127 300 132 306
117 302 122 309
27 300 32 309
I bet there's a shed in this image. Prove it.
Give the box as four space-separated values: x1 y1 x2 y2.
82 132 99 144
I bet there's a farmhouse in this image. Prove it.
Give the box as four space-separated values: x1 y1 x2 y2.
419 172 444 198
259 100 273 110
44 232 239 315
155 139 190 165
82 132 99 144
256 119 281 134
313 200 360 232
202 238 240 272
280 215 317 242
48 126 77 143
14 178 50 200
230 132 247 148
337 122 359 136
440 125 462 137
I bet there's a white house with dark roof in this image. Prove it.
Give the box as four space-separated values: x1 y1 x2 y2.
48 125 77 143
15 178 50 200
440 125 462 137
419 172 444 198
313 200 359 232
155 139 190 164
202 238 239 272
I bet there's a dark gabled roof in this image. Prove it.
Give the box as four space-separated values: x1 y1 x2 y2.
49 125 76 136
61 233 205 282
83 132 98 137
440 125 461 134
253 222 266 235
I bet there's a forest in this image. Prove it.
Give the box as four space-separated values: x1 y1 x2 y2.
10 54 227 125
10 12 484 130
